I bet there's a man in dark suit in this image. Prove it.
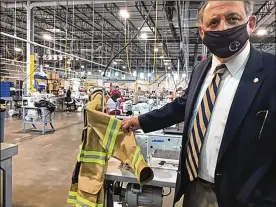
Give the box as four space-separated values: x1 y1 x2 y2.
122 1 276 207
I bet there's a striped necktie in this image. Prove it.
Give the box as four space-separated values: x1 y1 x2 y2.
186 64 227 181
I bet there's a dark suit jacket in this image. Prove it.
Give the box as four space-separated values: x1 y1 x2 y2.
138 45 276 207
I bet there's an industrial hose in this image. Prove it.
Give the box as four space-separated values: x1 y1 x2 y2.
103 3 154 77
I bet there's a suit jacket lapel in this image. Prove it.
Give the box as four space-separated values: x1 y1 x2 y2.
185 57 212 124
217 46 265 164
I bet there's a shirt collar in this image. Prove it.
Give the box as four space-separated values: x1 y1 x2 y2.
211 42 251 76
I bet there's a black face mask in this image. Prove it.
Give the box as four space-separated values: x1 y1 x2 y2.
202 22 249 58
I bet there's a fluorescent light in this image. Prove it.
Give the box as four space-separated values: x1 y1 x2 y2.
159 55 164 59
115 72 119 77
120 9 130 18
133 70 137 77
164 59 171 62
81 65 85 69
87 71 92 75
154 48 159 52
164 62 169 66
122 66 126 69
167 73 171 77
168 66 171 70
67 60 71 64
182 73 187 78
122 75 126 80
257 28 267 36
44 64 49 68
113 61 117 65
14 47 22 52
140 72 144 79
46 28 63 33
140 33 148 39
53 55 57 60
43 34 52 40
101 72 104 76
98 70 102 72
173 72 179 80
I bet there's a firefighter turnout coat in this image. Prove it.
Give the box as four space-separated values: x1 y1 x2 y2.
67 100 154 207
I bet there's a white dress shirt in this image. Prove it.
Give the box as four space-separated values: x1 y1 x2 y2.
188 43 251 183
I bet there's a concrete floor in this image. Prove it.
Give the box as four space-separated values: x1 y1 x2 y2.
3 112 183 207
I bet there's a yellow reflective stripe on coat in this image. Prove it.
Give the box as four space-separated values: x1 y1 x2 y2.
131 147 141 168
76 195 102 207
103 117 122 157
67 191 77 203
67 192 103 207
78 150 106 165
135 155 144 176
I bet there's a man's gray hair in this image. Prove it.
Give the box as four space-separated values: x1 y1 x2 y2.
198 1 254 23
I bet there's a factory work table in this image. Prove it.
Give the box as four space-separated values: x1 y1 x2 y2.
0 143 18 207
22 106 55 134
106 158 177 188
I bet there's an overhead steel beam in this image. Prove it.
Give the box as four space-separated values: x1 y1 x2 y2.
164 1 178 41
254 1 276 30
103 3 150 69
135 1 177 70
257 20 276 51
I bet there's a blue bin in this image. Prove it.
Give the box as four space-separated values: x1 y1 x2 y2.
0 82 11 97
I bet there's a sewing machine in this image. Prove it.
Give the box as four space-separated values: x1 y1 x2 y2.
132 102 151 115
135 130 182 170
163 122 185 135
104 130 182 207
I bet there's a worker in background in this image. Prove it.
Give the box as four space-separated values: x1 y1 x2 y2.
169 91 174 101
110 86 123 99
65 87 77 110
121 1 276 207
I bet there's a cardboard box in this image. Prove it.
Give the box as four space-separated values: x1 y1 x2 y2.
47 73 52 80
53 83 59 90
60 79 65 87
48 83 54 90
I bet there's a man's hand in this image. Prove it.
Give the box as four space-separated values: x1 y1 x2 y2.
121 117 141 132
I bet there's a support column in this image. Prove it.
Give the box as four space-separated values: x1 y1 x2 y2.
26 0 34 95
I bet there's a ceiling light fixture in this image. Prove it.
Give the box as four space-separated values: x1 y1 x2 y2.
154 48 159 52
44 64 49 68
43 34 52 40
14 47 22 52
120 9 130 18
113 61 117 65
257 28 267 36
140 33 148 39
81 65 85 69
182 73 187 78
133 70 137 77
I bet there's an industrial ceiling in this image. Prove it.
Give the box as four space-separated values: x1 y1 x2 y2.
0 1 275 79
